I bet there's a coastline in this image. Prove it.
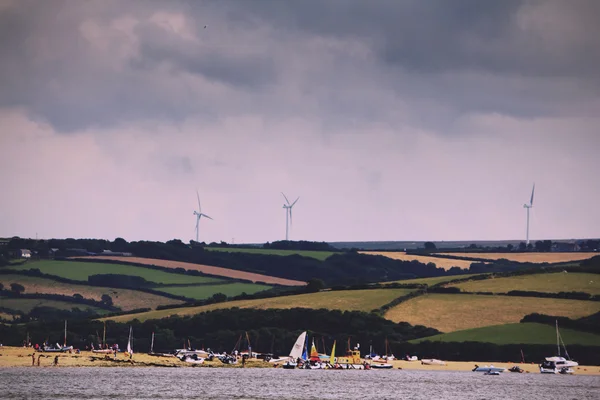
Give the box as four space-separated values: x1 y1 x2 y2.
1 347 599 375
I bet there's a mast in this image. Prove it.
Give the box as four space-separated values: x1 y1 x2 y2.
103 321 106 348
556 320 560 356
150 332 155 354
64 320 67 347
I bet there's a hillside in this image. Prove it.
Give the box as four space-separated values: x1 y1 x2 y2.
102 288 415 323
410 322 600 346
362 251 475 270
205 247 337 260
436 252 598 263
384 293 600 332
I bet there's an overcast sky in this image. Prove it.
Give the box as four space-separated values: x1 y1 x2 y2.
1 0 599 244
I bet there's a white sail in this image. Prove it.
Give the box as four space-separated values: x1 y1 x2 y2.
127 326 133 355
289 331 307 359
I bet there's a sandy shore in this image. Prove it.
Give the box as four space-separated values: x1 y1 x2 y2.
1 347 599 375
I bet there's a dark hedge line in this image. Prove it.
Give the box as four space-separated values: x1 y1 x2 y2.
0 290 119 311
521 312 600 334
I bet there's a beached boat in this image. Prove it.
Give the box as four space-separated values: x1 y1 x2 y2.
336 346 368 369
484 370 501 375
371 361 393 369
43 321 73 352
421 359 446 366
508 366 524 373
148 332 176 357
539 321 578 374
472 364 507 373
281 331 307 369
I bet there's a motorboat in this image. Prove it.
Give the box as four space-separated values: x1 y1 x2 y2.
484 370 501 375
539 321 579 374
371 362 393 369
421 359 446 366
508 366 524 373
472 364 506 373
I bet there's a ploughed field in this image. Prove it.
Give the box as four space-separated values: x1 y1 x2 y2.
0 274 184 311
204 247 337 261
360 252 475 270
0 296 108 315
384 293 600 333
410 322 600 346
449 272 600 295
102 288 415 323
436 252 598 264
74 256 306 286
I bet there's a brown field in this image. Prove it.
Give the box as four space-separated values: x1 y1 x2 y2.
1 347 599 375
75 256 306 286
360 252 475 270
0 274 183 311
103 288 414 323
436 252 598 264
384 293 600 333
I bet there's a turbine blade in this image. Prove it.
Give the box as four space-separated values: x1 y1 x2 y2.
281 192 291 205
530 184 535 206
291 196 299 207
202 214 213 220
197 191 202 213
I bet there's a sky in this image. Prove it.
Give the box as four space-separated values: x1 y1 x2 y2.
1 0 599 244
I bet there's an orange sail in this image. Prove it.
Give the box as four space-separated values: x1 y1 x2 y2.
309 339 319 361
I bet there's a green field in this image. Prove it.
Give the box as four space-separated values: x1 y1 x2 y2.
383 274 484 287
0 296 107 315
0 274 183 311
104 288 415 323
385 293 600 333
10 260 223 285
155 283 272 300
410 322 600 346
205 247 337 260
450 272 600 295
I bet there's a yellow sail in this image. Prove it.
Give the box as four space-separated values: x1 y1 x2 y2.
330 340 336 364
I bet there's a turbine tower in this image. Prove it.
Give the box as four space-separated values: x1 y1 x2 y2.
523 184 535 246
193 191 213 243
281 192 299 241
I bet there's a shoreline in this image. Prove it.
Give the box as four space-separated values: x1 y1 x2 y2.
1 347 599 375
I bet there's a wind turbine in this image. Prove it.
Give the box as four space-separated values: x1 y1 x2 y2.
281 192 299 241
523 184 535 246
193 191 213 243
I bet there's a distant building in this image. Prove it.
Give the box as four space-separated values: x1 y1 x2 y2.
99 250 133 256
20 249 32 258
551 242 581 252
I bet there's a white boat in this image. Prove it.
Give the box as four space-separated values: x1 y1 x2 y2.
421 359 446 366
484 370 501 376
371 362 393 369
472 364 507 373
181 355 205 364
539 321 579 374
43 321 73 352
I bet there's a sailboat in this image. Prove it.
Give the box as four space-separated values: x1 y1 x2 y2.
148 332 176 357
371 338 393 369
42 320 73 352
281 331 307 369
539 321 578 374
126 326 134 358
92 321 112 354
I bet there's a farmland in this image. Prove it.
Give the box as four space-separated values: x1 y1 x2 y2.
450 272 600 295
383 274 483 286
155 282 272 300
361 252 475 270
205 247 337 261
103 288 416 323
10 260 222 285
75 256 306 286
384 293 600 333
436 252 598 264
410 322 600 346
0 274 184 311
0 297 107 315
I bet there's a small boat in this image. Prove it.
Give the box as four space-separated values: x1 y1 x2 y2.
472 364 506 373
484 370 501 375
421 359 446 366
280 331 307 369
508 366 524 373
42 343 73 353
371 362 393 369
539 321 579 374
180 354 205 364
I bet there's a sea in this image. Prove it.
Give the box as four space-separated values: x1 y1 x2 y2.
1 367 599 400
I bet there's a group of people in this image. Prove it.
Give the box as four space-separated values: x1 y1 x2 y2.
30 353 59 366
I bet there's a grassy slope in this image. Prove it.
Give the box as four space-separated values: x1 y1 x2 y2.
410 322 600 346
383 274 483 286
450 272 600 295
10 260 222 284
104 288 415 323
156 282 272 300
384 293 600 333
205 247 336 260
0 274 183 311
436 252 598 263
0 296 107 314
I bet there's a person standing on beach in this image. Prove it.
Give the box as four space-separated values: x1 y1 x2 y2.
53 356 58 366
37 354 42 366
32 353 35 366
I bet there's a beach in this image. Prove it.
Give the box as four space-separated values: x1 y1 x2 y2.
1 346 599 375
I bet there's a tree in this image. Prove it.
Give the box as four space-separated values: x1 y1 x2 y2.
424 242 437 251
0 282 3 291
518 242 527 251
210 293 227 303
306 278 326 293
101 294 113 306
73 293 83 300
10 283 25 294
